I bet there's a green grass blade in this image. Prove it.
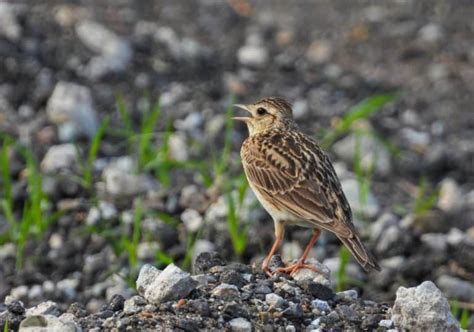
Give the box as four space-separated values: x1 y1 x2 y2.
321 94 396 147
117 95 134 136
138 98 161 169
336 246 350 292
1 138 13 207
83 117 109 189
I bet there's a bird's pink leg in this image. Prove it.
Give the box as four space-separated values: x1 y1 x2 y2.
276 229 321 276
262 222 284 277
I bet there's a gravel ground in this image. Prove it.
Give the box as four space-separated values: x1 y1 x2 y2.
1 1 473 330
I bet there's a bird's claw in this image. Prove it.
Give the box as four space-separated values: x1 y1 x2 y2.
274 261 320 277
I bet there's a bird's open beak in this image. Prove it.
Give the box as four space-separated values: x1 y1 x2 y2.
232 104 252 122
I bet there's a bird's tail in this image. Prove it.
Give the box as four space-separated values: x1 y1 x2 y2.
338 234 381 272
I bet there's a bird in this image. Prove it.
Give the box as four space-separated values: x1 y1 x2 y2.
233 96 381 277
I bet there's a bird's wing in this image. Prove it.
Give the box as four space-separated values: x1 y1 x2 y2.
242 131 354 238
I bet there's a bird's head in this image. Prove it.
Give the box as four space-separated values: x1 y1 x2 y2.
233 97 294 135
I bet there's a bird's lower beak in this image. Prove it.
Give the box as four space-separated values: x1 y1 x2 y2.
232 104 252 122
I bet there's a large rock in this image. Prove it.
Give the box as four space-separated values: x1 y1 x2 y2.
391 281 459 331
46 82 98 141
137 264 197 304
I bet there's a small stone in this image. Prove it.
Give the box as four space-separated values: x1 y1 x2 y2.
229 317 252 332
437 178 463 212
446 228 465 246
333 133 391 176
46 82 98 141
7 300 25 315
437 275 474 302
254 282 272 295
26 301 60 317
297 280 335 301
292 99 308 119
281 242 303 262
76 20 132 79
306 40 333 64
237 44 268 68
341 179 380 218
337 304 358 322
400 128 430 150
102 165 156 197
282 302 303 318
193 251 225 274
181 209 203 233
136 264 161 296
123 296 147 315
188 299 211 317
56 279 79 301
169 133 189 161
421 233 448 252
311 299 330 313
265 293 286 309
336 289 358 301
0 4 21 41
379 319 394 328
19 315 79 332
391 281 459 331
291 258 331 285
67 303 88 318
418 23 443 43
212 283 239 299
40 144 77 172
138 264 197 304
220 270 247 289
107 294 125 312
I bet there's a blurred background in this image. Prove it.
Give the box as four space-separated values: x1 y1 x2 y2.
0 0 473 325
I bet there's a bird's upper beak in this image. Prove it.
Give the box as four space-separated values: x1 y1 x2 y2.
232 104 252 123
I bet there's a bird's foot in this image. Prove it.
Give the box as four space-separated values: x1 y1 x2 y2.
274 260 320 277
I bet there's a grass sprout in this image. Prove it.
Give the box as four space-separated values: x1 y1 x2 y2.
413 177 439 215
321 94 396 148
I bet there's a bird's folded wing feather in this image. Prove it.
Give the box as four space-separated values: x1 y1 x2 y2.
242 134 353 238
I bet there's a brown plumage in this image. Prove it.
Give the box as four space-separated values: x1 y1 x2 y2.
234 96 380 276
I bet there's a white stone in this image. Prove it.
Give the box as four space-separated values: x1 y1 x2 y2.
138 264 197 304
169 133 189 161
76 20 131 78
437 178 463 212
181 209 203 233
136 264 161 296
211 283 239 299
229 317 252 332
418 23 444 43
333 133 391 176
311 299 330 313
19 315 80 332
378 319 393 328
0 4 22 41
46 82 98 141
237 45 268 68
340 178 380 218
265 293 286 309
291 258 331 286
391 281 459 331
26 301 60 317
41 144 77 172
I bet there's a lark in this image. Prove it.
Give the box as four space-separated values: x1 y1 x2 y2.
234 97 380 276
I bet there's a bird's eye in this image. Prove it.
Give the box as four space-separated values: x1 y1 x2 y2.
257 107 267 116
